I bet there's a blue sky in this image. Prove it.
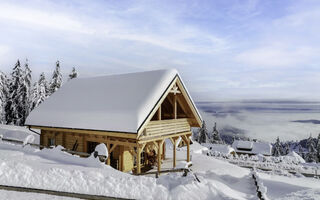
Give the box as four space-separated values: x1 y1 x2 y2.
0 0 319 101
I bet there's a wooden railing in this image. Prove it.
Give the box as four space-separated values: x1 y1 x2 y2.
144 118 190 137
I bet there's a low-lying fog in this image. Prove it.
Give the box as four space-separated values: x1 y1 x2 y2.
196 101 320 142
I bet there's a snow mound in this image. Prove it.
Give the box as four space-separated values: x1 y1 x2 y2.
287 151 305 164
95 143 108 157
0 124 39 144
23 135 35 146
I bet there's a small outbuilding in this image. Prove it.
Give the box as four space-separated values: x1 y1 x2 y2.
232 140 272 156
26 69 202 174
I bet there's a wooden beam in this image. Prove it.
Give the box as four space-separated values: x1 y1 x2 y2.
156 140 164 174
29 126 137 139
137 146 141 174
162 141 166 160
187 139 190 162
158 106 161 120
173 95 177 119
106 143 111 165
83 135 87 153
171 137 178 168
109 144 118 154
139 131 192 143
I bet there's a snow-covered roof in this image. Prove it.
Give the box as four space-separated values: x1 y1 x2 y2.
26 69 201 133
232 140 272 156
236 141 253 150
203 143 235 155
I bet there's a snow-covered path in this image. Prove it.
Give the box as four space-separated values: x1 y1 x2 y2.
0 190 78 200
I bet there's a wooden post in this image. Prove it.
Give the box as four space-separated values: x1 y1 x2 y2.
137 146 141 174
173 95 177 119
82 135 87 153
173 140 177 168
162 141 166 160
119 146 124 171
107 143 111 165
181 135 191 162
157 140 164 174
158 106 161 120
187 138 190 162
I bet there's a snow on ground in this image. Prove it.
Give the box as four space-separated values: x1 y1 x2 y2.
201 143 235 155
0 138 257 200
0 127 319 200
257 172 320 200
0 124 39 144
0 190 78 200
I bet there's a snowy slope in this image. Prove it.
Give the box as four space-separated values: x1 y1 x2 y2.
258 172 320 200
0 139 256 200
0 129 319 199
0 190 77 200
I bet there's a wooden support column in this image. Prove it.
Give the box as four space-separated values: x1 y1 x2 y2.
137 146 141 174
162 141 166 160
187 139 190 162
157 140 164 174
170 137 179 168
107 143 111 165
82 135 87 153
173 95 177 119
136 143 146 174
158 106 161 120
181 135 191 162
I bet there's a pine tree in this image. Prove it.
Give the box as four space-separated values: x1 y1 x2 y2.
198 120 208 144
31 73 48 110
18 59 32 125
306 135 317 162
316 133 320 162
284 143 290 155
68 67 77 81
0 71 8 124
272 137 283 157
210 122 223 144
49 60 62 95
6 60 24 125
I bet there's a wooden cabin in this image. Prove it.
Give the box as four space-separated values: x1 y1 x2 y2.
25 69 202 174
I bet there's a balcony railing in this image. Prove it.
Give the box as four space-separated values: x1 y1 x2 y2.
144 118 190 137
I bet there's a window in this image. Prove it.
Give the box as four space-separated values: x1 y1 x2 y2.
48 138 55 146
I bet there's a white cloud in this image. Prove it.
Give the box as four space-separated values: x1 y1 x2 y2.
0 3 93 34
235 45 318 67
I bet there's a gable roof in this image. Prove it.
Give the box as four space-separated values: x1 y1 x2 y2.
26 69 202 134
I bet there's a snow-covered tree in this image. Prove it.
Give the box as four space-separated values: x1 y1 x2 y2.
210 122 223 144
306 135 317 162
6 60 24 125
31 73 48 110
0 71 8 124
18 59 32 125
284 143 290 155
316 133 320 162
198 120 208 144
49 60 62 95
68 67 77 81
272 137 283 157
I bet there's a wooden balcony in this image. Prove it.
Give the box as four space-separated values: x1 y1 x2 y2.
143 118 190 138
